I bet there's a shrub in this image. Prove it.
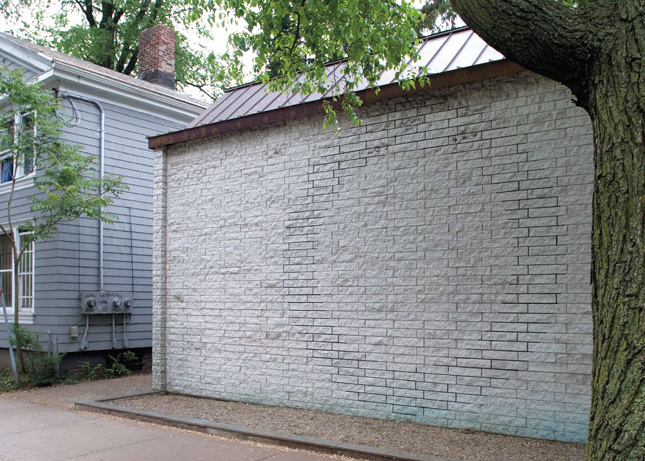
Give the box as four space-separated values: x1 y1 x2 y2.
10 325 65 387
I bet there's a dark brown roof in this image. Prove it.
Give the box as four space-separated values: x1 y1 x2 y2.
149 28 525 149
188 28 503 129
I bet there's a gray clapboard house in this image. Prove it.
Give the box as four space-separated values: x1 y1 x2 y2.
0 26 207 366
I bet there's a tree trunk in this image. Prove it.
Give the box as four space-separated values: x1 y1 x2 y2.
12 247 25 374
450 1 645 459
585 9 645 459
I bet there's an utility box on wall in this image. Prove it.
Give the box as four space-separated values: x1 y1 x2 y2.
79 291 133 315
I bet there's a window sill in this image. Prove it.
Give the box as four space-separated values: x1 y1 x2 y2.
1 311 34 325
0 176 36 195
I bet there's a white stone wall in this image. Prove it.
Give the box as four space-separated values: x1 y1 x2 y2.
154 72 594 442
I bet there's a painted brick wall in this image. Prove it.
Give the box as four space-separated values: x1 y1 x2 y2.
154 72 594 442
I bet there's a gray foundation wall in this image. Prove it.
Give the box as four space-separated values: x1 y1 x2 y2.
154 72 594 443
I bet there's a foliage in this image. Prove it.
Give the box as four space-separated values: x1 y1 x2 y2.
222 0 424 126
79 351 138 380
0 348 140 390
105 350 137 378
0 367 18 391
1 0 244 99
79 361 103 381
9 325 66 387
417 0 460 34
2 1 429 116
0 65 125 246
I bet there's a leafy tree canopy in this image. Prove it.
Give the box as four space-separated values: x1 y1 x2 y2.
221 0 426 125
0 0 439 105
0 0 245 99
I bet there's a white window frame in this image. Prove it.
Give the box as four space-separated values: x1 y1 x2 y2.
0 225 35 322
0 112 36 193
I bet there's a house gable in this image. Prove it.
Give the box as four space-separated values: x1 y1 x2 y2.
0 38 51 79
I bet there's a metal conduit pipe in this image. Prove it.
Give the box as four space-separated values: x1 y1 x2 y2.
59 93 105 290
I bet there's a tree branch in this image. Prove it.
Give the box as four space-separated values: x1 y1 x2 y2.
120 47 137 75
182 80 217 101
134 0 153 23
99 1 114 28
450 0 595 99
148 0 164 25
75 0 96 28
113 8 124 24
115 0 151 74
115 44 132 73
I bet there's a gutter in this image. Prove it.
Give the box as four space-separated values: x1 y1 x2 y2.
148 60 525 150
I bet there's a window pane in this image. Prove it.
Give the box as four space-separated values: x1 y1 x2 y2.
0 234 12 305
0 157 13 183
0 234 11 271
0 271 11 305
0 117 13 152
23 154 34 176
20 113 35 175
18 230 34 310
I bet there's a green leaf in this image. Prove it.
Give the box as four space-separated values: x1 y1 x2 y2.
0 65 126 250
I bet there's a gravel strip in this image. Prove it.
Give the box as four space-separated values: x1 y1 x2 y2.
1 374 152 409
115 393 585 461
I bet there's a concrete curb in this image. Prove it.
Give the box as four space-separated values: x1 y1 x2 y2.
75 393 462 461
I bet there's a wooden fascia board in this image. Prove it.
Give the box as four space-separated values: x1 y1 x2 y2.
47 63 207 122
149 60 525 150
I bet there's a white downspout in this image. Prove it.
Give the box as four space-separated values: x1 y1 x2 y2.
59 93 105 291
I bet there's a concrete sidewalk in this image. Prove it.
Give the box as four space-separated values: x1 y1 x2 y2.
0 378 337 461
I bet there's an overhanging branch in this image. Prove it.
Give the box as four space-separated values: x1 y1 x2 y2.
450 0 593 98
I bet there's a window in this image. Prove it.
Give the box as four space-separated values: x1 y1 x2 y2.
0 228 34 315
0 113 35 185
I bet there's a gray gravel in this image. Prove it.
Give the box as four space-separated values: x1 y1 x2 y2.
114 388 585 461
2 374 585 461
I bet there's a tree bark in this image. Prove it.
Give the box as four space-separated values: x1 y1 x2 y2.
12 249 25 374
0 167 26 375
585 2 645 458
451 1 645 459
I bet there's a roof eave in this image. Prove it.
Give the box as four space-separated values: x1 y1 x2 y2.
149 59 525 150
48 62 207 121
0 35 53 74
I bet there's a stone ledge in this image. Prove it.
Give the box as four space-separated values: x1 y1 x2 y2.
75 393 461 461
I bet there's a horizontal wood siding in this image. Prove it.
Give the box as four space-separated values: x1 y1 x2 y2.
1 84 189 354
0 60 38 80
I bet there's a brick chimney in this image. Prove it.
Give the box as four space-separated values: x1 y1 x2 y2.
138 25 175 89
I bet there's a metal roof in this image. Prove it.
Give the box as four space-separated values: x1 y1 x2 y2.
188 28 504 129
